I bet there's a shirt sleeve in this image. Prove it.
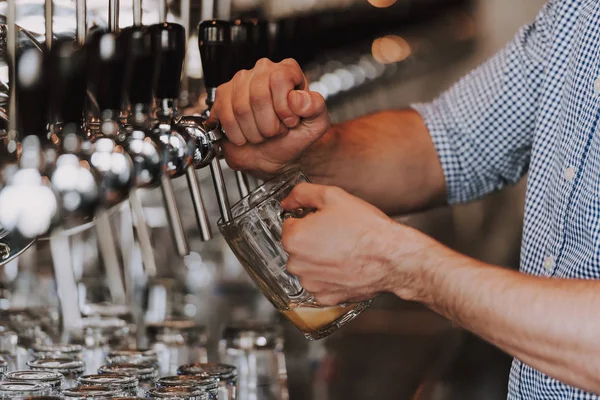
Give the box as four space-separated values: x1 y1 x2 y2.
411 0 557 204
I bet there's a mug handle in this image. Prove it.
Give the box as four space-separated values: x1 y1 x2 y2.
280 207 316 221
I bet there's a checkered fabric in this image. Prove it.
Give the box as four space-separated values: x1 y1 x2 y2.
412 0 600 398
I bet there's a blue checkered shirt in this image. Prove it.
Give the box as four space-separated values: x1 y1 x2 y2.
412 0 600 398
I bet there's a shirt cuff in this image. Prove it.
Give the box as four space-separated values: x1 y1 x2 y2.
410 101 465 205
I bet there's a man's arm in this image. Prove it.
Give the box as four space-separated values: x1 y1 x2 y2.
281 182 600 395
215 63 446 216
300 109 446 215
402 243 600 394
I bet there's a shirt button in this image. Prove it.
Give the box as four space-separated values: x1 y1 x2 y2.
543 255 555 271
563 166 576 182
594 77 600 93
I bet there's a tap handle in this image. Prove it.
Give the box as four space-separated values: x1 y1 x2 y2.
49 40 88 126
16 48 50 139
122 26 160 107
87 30 128 112
230 20 253 73
150 23 186 100
256 20 272 60
198 20 232 90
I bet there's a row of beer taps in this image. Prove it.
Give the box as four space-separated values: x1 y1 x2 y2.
0 0 269 339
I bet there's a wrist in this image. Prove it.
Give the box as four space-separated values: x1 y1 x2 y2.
299 125 339 185
384 223 451 305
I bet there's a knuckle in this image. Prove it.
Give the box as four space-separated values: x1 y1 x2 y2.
215 86 225 99
255 58 272 69
246 134 265 145
232 101 252 118
280 58 301 70
249 90 273 109
263 122 282 138
233 69 249 81
270 68 292 86
324 185 344 201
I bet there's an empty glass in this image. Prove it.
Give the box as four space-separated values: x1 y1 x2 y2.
146 320 208 376
77 373 138 396
72 317 131 375
61 385 124 398
218 169 371 340
178 363 237 400
0 329 28 370
30 344 83 361
105 348 158 365
27 357 85 388
146 386 209 399
5 371 64 395
97 362 158 395
0 382 51 398
156 375 219 400
218 324 287 400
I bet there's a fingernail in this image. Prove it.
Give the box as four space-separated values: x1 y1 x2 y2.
292 90 311 111
283 116 299 128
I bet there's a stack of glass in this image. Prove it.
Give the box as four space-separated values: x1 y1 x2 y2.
146 320 208 376
219 324 288 400
0 381 51 398
5 370 64 394
106 348 159 365
71 318 131 375
77 373 139 395
156 375 219 399
146 386 209 399
178 363 238 400
30 344 83 361
97 362 159 395
27 357 85 388
61 385 124 398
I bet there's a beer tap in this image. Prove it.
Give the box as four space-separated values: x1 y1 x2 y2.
0 1 40 264
46 37 102 342
0 43 60 239
48 40 102 227
149 21 212 244
84 29 136 309
176 19 266 223
117 23 167 277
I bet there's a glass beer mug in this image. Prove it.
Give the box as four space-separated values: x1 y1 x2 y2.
218 170 371 340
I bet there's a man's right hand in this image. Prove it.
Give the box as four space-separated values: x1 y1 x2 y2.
210 58 330 177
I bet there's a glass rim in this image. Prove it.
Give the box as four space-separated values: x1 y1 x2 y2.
216 168 303 228
77 373 138 389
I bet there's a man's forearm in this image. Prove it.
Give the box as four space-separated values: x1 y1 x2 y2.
406 243 600 393
300 109 447 215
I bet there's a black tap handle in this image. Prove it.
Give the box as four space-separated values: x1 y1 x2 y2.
49 39 88 126
122 26 160 106
150 23 186 100
245 19 269 63
15 48 50 139
198 20 231 90
87 30 128 112
230 20 254 73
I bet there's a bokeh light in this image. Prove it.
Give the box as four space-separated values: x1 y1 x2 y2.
368 0 397 8
371 35 412 64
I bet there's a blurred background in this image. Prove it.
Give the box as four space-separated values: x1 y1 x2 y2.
0 0 544 399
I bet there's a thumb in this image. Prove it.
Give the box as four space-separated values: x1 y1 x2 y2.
281 182 328 211
288 90 327 120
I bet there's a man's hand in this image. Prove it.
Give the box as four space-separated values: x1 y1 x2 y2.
210 58 330 177
281 182 438 306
